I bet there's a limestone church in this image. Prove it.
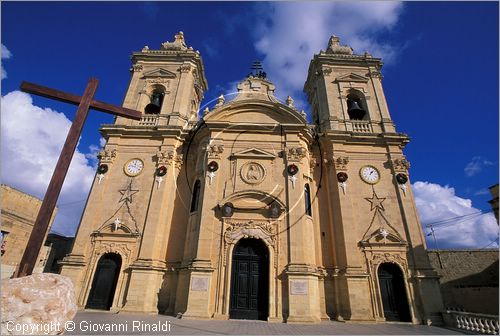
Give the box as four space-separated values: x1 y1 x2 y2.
60 32 444 324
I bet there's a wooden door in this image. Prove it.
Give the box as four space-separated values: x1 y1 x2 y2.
378 263 411 322
229 239 268 320
86 253 121 310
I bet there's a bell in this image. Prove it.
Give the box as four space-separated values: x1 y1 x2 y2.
151 92 163 106
347 100 365 120
144 92 163 114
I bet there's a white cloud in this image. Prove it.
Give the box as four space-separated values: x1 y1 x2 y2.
85 137 106 168
413 181 498 249
253 2 404 100
1 91 97 236
1 44 12 80
464 156 494 177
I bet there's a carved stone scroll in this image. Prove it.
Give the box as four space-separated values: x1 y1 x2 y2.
97 149 117 164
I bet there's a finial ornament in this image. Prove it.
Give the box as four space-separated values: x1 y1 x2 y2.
215 94 225 107
327 35 353 55
161 31 188 51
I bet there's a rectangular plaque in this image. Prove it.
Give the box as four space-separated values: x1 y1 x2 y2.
191 277 209 292
290 280 308 295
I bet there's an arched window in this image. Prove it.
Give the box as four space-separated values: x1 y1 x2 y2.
145 85 165 114
190 180 201 213
304 184 312 217
346 90 368 120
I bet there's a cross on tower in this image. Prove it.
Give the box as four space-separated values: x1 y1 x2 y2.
250 61 267 79
14 78 141 278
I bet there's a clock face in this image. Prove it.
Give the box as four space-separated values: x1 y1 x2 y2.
124 159 144 177
360 165 380 184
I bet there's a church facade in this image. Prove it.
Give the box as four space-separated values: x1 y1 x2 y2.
60 32 444 324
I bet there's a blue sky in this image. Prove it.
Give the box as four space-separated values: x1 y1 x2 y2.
1 1 498 249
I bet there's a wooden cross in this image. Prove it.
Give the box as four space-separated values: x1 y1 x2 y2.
14 78 141 278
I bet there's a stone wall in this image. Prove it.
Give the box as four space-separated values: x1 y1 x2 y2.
0 184 56 278
428 249 499 315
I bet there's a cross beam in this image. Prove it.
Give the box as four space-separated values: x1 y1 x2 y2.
14 78 141 278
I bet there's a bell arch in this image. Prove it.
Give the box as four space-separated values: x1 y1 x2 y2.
145 84 166 114
346 89 369 120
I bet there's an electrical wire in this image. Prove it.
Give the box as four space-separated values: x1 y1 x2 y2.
56 199 86 207
424 210 488 227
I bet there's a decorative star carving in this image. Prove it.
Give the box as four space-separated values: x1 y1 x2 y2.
119 182 139 204
365 190 386 211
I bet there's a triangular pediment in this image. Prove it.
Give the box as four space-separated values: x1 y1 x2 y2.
232 148 276 159
143 68 177 78
335 72 368 83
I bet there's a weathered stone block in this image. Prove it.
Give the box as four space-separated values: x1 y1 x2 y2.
1 273 77 335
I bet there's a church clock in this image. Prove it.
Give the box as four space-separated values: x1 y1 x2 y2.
124 158 144 177
359 165 380 184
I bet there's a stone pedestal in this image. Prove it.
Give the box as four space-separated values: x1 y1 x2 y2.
122 261 165 313
286 266 321 323
181 261 214 320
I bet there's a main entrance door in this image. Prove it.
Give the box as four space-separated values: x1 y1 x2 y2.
378 263 411 322
229 238 269 320
86 253 121 310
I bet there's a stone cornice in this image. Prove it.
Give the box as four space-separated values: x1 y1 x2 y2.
321 130 410 147
99 124 186 139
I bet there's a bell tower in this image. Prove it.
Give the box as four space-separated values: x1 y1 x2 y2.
304 36 445 324
304 35 396 134
116 31 208 128
60 32 208 314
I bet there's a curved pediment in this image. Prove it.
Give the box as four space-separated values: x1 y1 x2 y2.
218 190 285 210
204 100 307 125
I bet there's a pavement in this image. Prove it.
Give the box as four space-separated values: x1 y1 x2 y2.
65 311 463 335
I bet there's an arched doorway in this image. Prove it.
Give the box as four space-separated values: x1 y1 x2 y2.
229 238 269 320
377 263 411 322
86 253 121 310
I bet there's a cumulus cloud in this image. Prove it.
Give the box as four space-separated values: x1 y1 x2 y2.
1 91 98 236
413 181 498 249
464 156 494 177
1 44 12 80
253 2 404 102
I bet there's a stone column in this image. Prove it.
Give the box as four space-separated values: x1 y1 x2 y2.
325 151 374 322
59 147 118 305
284 145 321 323
387 154 444 325
121 147 180 313
181 142 223 319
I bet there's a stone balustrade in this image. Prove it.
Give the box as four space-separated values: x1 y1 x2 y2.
444 309 499 334
348 120 372 133
139 115 159 126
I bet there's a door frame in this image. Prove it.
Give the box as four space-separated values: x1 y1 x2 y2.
374 261 413 322
85 252 122 310
220 236 277 321
229 238 269 320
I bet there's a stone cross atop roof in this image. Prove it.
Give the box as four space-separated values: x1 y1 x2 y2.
326 35 353 55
